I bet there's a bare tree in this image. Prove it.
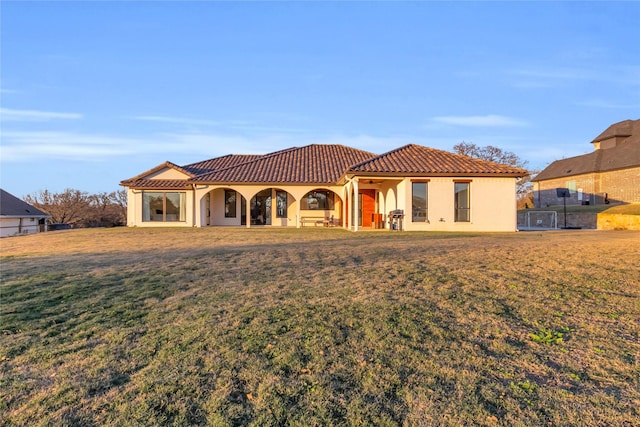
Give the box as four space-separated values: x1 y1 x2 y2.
453 142 537 209
24 188 127 227
25 189 92 226
111 189 128 225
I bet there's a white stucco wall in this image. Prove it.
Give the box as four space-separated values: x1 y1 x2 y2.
146 168 191 180
399 177 518 232
0 217 42 237
125 177 517 232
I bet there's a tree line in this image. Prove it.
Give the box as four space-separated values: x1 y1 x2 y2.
452 142 536 209
24 189 127 228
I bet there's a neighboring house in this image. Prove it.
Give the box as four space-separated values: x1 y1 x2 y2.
0 189 50 238
533 119 640 207
121 144 526 232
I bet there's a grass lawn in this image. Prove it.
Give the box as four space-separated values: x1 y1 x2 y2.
1 228 639 426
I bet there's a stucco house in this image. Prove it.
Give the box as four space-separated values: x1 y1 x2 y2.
0 189 50 238
533 119 640 207
121 143 526 232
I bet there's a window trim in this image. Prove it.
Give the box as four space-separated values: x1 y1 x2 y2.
142 191 186 222
276 190 288 218
411 180 429 222
225 190 237 218
301 190 335 211
454 181 471 223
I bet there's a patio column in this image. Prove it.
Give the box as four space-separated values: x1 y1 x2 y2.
353 178 359 232
342 186 348 228
246 198 251 228
296 201 301 228
193 191 202 227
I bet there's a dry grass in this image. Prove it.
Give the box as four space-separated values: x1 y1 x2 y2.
1 228 639 426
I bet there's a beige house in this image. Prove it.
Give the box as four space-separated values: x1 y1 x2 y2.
121 144 526 232
0 189 50 238
533 119 640 207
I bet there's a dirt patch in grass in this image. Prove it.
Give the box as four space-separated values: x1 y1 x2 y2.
2 228 639 426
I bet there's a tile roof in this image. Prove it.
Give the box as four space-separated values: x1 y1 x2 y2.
192 145 377 184
0 189 50 217
120 179 193 190
182 154 263 176
534 119 640 182
121 143 528 189
348 144 527 176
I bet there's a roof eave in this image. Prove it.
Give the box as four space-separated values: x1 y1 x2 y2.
0 214 51 218
348 171 526 178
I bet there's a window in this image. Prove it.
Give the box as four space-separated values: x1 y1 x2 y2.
454 182 470 222
276 190 288 218
301 190 334 210
225 190 237 218
143 192 186 222
412 181 428 222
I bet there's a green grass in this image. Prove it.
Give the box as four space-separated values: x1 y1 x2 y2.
1 228 639 426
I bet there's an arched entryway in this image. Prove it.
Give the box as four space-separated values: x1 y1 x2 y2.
299 188 343 227
202 187 248 226
249 188 294 227
250 189 271 225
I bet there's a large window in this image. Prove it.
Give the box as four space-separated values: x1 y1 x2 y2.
276 190 288 218
301 190 334 210
412 181 428 222
143 192 186 222
454 182 470 222
225 190 237 218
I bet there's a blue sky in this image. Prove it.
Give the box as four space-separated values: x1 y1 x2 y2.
1 1 639 197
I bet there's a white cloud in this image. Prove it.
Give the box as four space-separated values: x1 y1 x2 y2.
0 131 137 162
509 64 640 88
0 107 83 121
0 128 435 163
131 115 222 127
430 115 528 127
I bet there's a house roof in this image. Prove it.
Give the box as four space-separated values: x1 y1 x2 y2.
120 179 194 190
121 143 527 189
191 144 377 184
348 144 527 177
0 189 50 218
533 119 640 182
592 119 637 143
121 161 195 183
182 154 263 176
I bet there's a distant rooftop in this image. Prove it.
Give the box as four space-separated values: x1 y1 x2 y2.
0 189 50 218
534 119 640 182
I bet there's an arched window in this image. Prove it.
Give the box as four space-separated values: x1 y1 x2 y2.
301 190 334 210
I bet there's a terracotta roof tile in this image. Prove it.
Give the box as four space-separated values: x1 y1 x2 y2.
123 179 193 190
348 144 527 176
192 145 376 184
183 154 263 176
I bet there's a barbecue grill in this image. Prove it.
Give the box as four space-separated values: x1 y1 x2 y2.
388 209 404 231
